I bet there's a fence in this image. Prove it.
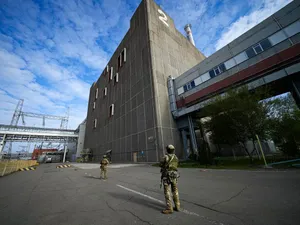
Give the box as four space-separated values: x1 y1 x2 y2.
0 160 38 177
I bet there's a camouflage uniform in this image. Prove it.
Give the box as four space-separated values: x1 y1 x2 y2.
100 155 109 180
159 145 180 214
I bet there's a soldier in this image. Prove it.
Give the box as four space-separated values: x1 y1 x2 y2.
100 155 109 180
159 144 181 214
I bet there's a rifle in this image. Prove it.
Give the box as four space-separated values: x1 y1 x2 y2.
159 154 175 189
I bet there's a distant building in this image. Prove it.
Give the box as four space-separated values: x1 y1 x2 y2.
84 0 205 162
75 119 86 159
31 148 57 160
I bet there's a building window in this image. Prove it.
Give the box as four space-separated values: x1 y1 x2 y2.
209 70 215 78
224 58 236 70
219 63 226 73
118 55 121 70
234 52 248 64
253 43 263 54
110 67 114 81
114 73 119 83
260 39 272 51
122 48 127 63
95 88 98 99
200 72 210 82
268 30 286 46
177 87 184 95
93 102 96 110
284 20 300 38
110 104 114 116
104 87 107 97
106 65 109 76
93 119 97 128
245 47 256 58
194 76 202 86
191 80 195 88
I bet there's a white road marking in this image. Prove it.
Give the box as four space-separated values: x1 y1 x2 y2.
116 184 199 217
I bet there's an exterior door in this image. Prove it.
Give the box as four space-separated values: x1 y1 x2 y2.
133 152 137 163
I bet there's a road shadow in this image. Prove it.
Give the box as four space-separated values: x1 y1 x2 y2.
108 192 164 212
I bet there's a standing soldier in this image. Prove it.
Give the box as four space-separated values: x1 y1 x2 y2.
159 145 181 214
100 155 109 180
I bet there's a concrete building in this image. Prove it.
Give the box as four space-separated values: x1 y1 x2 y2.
84 0 205 162
168 0 300 156
75 119 86 159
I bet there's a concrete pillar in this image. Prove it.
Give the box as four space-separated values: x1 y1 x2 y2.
181 130 189 159
187 115 198 155
291 79 300 108
0 134 7 159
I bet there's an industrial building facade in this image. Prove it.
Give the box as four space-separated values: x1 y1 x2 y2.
84 0 205 162
167 0 300 157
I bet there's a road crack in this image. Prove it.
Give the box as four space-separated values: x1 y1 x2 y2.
105 200 153 225
211 185 249 207
181 199 247 225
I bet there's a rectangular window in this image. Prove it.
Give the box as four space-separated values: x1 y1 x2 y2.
209 70 215 78
260 39 272 51
234 52 248 64
253 43 263 54
219 63 226 73
268 30 286 46
95 88 98 99
118 55 121 70
122 48 127 63
224 58 236 70
106 65 109 75
93 102 96 110
104 87 107 97
177 86 184 95
183 85 188 92
284 20 300 37
200 72 210 82
93 119 97 128
110 104 115 116
213 67 221 76
245 48 256 58
191 81 195 88
110 67 114 81
194 76 202 86
115 73 119 83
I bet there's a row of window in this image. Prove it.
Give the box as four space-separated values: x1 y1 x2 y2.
178 19 300 95
93 104 115 128
91 49 127 128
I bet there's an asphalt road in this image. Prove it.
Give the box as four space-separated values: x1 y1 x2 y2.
0 163 299 225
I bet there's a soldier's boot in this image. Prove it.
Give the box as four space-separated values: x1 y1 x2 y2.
173 203 181 212
162 209 173 214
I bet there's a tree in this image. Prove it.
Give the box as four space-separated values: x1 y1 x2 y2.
203 87 270 162
267 94 300 156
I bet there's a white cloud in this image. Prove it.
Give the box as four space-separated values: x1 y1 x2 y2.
215 0 292 50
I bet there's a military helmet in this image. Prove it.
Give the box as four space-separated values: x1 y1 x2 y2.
166 144 175 154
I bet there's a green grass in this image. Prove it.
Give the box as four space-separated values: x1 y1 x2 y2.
153 156 300 170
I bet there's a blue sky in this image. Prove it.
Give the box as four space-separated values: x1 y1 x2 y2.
0 0 292 130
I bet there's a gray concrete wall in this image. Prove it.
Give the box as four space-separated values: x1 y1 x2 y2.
146 0 205 159
85 0 155 162
84 0 205 162
76 123 86 158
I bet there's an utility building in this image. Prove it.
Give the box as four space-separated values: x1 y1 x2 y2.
84 0 205 162
168 0 300 157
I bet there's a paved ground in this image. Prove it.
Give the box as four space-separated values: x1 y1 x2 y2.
0 163 299 225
